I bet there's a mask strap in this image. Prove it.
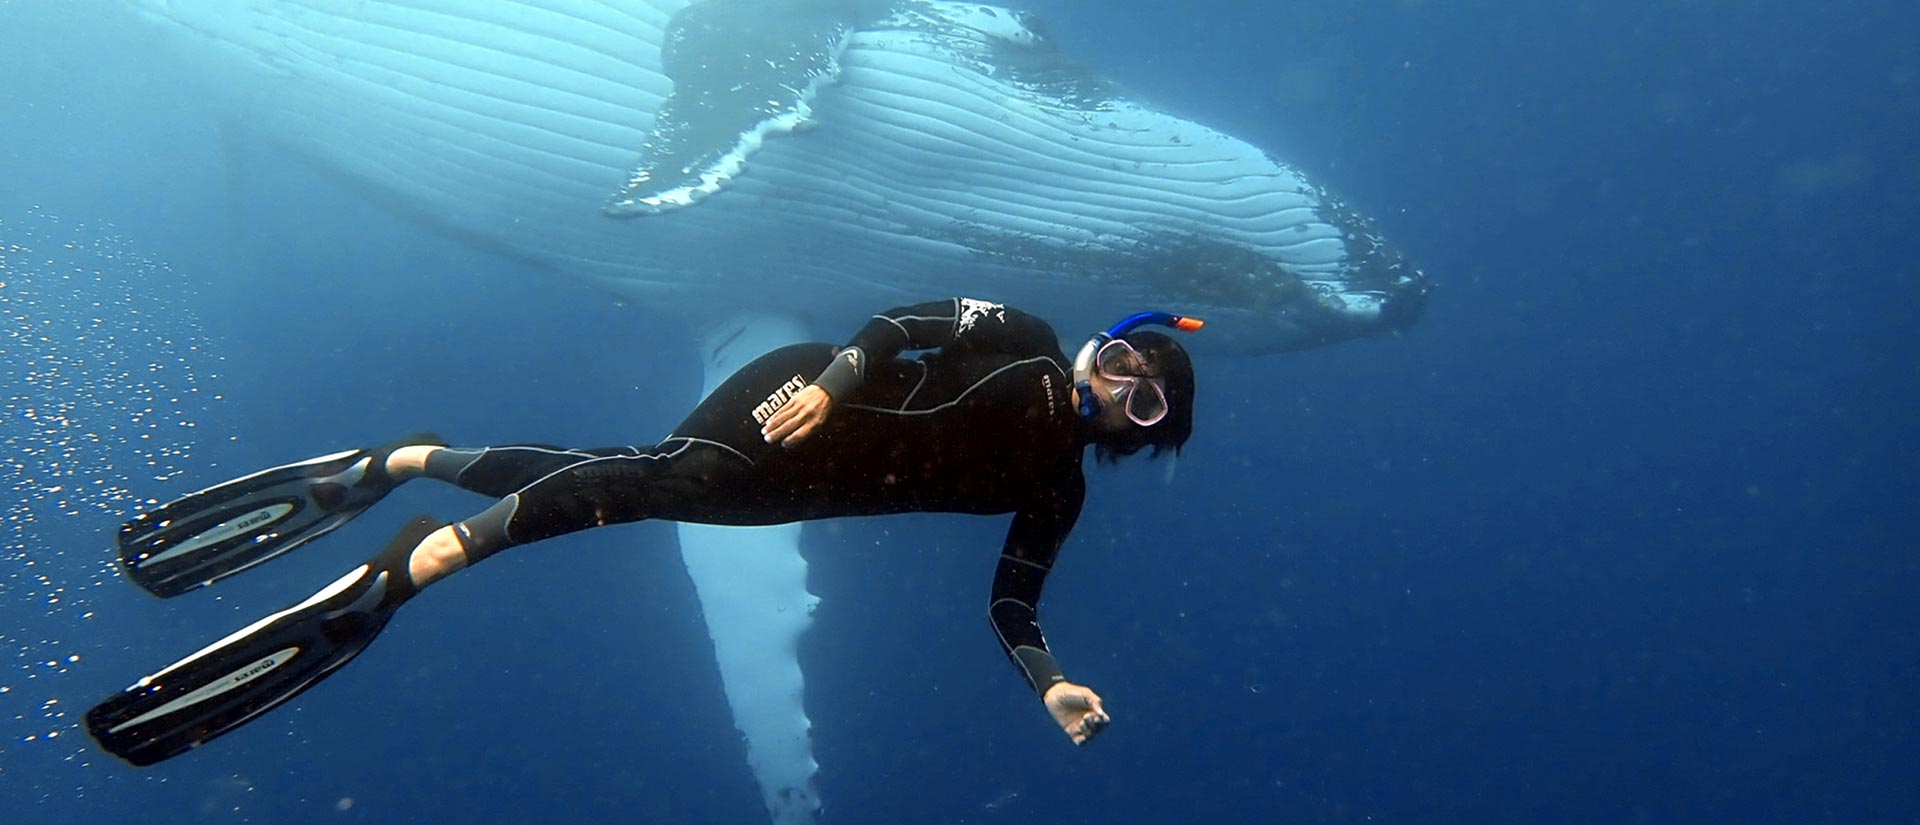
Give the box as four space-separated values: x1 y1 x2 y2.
1073 335 1109 418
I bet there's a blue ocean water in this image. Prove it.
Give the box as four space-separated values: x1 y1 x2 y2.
2 1 1914 823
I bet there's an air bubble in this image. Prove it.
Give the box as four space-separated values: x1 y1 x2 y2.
2 205 225 749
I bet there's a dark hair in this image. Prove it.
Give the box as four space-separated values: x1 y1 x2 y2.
1092 330 1195 464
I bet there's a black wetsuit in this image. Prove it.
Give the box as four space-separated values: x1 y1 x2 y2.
427 299 1086 695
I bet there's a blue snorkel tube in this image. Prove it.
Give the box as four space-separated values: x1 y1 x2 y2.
1073 311 1206 419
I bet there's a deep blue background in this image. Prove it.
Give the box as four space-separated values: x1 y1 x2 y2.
2 1 1914 823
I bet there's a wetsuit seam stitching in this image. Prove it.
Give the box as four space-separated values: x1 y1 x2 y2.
449 445 595 486
510 443 697 496
479 445 597 458
659 436 756 466
900 360 929 410
499 493 521 544
842 357 1060 416
989 608 1036 685
999 554 1052 571
873 315 912 338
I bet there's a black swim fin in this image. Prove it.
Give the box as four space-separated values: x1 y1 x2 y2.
117 434 443 598
87 515 444 767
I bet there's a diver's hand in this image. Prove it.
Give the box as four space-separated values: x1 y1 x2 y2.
761 384 833 447
1043 681 1111 746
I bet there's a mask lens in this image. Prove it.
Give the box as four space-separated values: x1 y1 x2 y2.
1095 339 1145 379
1124 379 1168 426
1095 339 1168 426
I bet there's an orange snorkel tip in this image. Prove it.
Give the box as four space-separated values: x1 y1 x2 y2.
1173 316 1206 332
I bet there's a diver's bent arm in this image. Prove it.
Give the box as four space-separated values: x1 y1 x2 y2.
812 298 1060 400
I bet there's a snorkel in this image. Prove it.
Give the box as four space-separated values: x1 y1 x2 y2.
1074 311 1205 420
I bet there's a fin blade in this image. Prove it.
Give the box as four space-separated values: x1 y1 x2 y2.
86 565 388 765
88 515 443 766
116 452 382 598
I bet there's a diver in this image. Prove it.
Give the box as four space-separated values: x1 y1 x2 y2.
85 297 1202 766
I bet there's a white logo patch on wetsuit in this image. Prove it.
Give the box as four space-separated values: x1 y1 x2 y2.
751 375 811 425
956 298 1005 335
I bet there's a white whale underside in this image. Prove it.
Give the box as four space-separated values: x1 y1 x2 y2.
126 1 1426 822
139 0 1422 350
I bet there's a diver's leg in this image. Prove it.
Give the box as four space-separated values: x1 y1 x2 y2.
405 343 837 586
89 344 832 764
381 443 641 496
90 432 758 763
402 440 757 587
381 340 835 499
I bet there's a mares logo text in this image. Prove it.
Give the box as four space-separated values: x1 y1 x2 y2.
751 375 811 425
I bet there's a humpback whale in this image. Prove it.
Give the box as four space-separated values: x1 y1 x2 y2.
123 1 1427 821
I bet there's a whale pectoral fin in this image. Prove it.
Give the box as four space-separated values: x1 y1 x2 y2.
606 0 853 216
679 521 822 825
677 312 823 825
